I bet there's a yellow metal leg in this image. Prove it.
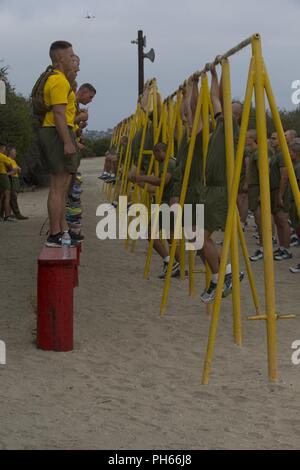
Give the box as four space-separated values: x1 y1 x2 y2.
252 34 278 382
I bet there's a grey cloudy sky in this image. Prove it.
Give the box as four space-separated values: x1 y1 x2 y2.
0 0 299 130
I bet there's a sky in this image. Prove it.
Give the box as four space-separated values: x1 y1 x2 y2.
0 0 299 131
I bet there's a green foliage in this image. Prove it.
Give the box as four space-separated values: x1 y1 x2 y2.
0 67 33 165
81 137 111 158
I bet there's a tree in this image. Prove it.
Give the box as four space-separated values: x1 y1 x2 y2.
0 66 33 165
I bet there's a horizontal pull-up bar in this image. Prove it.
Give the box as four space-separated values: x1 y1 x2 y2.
165 33 259 101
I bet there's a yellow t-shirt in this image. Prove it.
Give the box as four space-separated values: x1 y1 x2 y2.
73 123 81 142
0 152 12 175
68 91 77 130
7 157 19 178
42 69 76 128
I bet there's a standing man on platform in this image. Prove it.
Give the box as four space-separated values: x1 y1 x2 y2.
38 41 79 247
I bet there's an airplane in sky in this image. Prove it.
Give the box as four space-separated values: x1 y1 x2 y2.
84 12 96 19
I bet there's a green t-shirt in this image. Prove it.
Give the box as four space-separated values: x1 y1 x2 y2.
289 160 300 202
205 116 239 187
248 149 259 186
269 151 285 191
159 157 176 203
172 131 189 188
172 131 203 202
132 123 154 172
131 129 143 166
248 148 273 186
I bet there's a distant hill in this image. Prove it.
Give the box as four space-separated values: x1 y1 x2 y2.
84 129 112 140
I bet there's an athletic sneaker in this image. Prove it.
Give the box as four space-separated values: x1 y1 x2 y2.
290 234 299 247
289 263 300 273
69 229 84 241
3 216 17 223
45 232 79 247
250 249 263 261
222 271 245 298
200 281 217 304
158 261 180 279
274 248 293 261
98 173 111 181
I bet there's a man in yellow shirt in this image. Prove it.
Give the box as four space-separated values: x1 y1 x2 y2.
38 40 79 247
6 145 28 220
0 142 17 222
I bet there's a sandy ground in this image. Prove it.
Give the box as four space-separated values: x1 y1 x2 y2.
0 156 300 450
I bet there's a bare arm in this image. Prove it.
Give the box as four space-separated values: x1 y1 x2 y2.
53 104 76 155
135 172 172 187
210 67 222 116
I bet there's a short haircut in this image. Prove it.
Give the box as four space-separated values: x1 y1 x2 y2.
78 83 97 94
0 142 6 148
285 129 297 139
247 129 257 142
289 138 300 154
49 40 72 62
153 142 168 153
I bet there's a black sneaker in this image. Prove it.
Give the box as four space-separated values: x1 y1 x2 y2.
250 249 263 261
171 261 180 278
45 233 79 247
158 261 180 279
222 271 245 298
45 233 63 247
274 248 292 261
289 263 300 273
200 281 217 304
290 234 299 247
3 216 17 223
69 229 84 242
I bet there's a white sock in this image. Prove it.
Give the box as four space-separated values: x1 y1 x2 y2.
226 264 232 275
212 273 219 284
259 246 263 252
164 256 170 263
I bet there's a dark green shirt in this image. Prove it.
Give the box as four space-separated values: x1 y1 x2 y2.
205 116 239 187
172 131 204 202
131 129 143 166
289 160 300 202
159 157 176 203
248 149 259 186
248 148 273 186
132 124 154 172
269 151 285 191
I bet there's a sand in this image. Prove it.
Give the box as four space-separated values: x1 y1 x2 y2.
0 156 300 450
